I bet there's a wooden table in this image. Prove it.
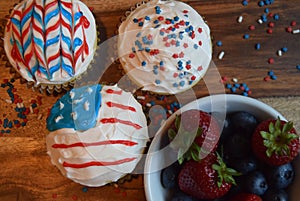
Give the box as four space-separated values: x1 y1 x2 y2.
0 0 299 200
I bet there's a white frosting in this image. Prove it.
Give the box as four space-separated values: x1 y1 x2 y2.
46 85 149 187
4 0 97 86
118 0 212 94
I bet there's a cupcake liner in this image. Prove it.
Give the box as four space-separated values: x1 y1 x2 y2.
2 0 100 95
109 174 139 187
118 0 150 25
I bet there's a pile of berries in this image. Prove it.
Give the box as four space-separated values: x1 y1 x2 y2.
161 110 299 201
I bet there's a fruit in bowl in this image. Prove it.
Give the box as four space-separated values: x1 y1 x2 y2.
144 94 300 201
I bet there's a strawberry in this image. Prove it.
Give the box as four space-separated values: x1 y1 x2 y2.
168 109 220 163
252 118 299 166
178 152 240 200
229 193 262 201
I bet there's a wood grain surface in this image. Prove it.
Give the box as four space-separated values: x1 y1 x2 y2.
0 0 299 201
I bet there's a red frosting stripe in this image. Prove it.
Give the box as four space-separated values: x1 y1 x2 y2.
100 118 142 130
52 140 138 149
63 157 137 168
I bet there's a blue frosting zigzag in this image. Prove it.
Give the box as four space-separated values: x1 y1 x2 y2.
47 84 102 131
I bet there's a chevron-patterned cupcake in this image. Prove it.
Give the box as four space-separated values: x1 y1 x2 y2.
4 0 97 93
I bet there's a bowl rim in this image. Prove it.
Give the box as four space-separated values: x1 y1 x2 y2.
144 94 286 201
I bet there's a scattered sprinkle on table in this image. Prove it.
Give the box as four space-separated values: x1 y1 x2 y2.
242 0 249 6
255 43 261 50
216 40 223 47
218 51 225 60
243 33 250 39
237 15 243 23
0 79 43 134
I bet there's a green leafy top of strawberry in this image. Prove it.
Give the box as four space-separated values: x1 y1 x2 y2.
260 118 299 157
212 153 242 188
168 115 203 164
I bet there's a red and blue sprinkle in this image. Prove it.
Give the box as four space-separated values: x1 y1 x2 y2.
0 79 42 134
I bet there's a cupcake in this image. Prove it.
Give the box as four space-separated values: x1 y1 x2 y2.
118 0 212 95
46 84 149 187
4 0 97 92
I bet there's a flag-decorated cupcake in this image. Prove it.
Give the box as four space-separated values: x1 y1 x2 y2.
4 0 97 94
118 0 212 95
46 84 149 186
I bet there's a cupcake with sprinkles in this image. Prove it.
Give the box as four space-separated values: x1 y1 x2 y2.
118 0 212 94
46 84 149 187
4 0 97 93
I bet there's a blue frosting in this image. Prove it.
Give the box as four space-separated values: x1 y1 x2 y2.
44 7 59 25
47 84 102 131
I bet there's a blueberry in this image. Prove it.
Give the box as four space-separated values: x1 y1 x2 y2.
210 112 233 144
223 132 251 159
229 155 258 175
230 111 258 139
244 171 268 195
222 115 233 135
263 188 289 201
171 191 196 201
161 162 181 189
220 116 234 144
265 163 295 189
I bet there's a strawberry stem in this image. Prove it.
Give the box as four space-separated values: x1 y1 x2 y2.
212 153 241 188
260 118 298 157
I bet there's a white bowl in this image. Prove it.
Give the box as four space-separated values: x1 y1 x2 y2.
144 94 300 201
